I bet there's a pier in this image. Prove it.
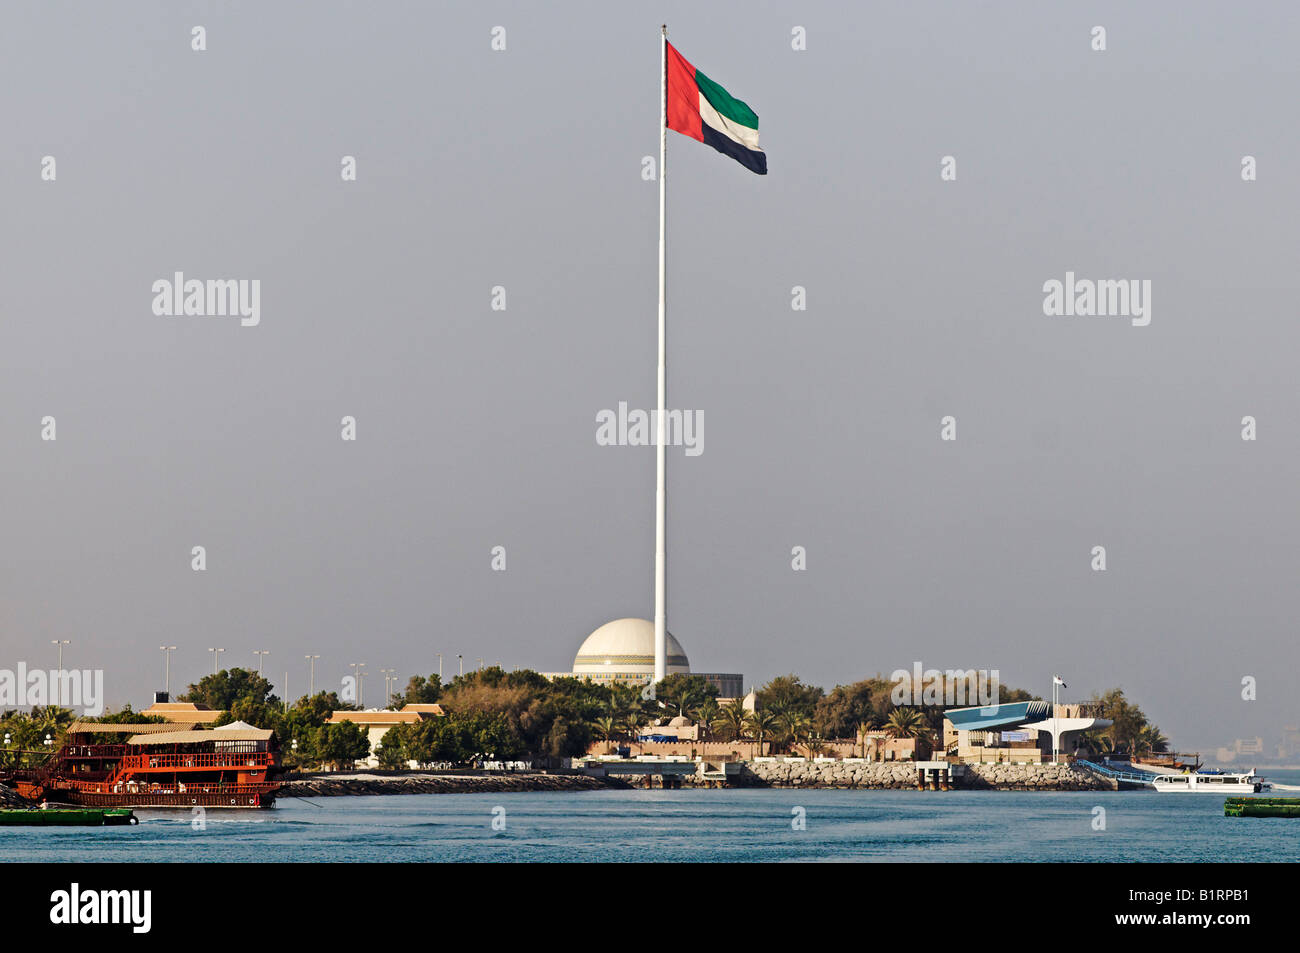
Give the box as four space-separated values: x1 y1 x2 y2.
914 761 966 790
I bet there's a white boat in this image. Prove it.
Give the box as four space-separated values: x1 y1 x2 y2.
1150 768 1265 793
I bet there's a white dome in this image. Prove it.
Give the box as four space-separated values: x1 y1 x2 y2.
573 618 690 675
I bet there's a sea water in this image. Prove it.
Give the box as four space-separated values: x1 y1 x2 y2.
4 771 1298 863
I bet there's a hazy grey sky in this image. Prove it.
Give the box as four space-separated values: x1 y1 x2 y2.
3 2 1299 749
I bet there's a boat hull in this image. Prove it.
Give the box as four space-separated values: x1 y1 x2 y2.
0 808 137 826
1226 797 1300 817
39 787 278 809
1151 773 1262 793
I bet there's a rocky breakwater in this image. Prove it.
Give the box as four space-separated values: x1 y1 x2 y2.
736 761 926 789
734 760 1115 791
280 772 630 797
964 762 1115 791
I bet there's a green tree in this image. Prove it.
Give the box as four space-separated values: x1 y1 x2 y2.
715 699 749 744
395 674 443 707
813 681 876 740
374 723 411 769
776 709 812 754
180 668 278 713
756 675 823 721
316 721 371 770
884 707 926 739
745 709 779 758
694 697 719 750
655 674 718 718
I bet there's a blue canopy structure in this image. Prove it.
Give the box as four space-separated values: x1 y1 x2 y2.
943 701 1051 731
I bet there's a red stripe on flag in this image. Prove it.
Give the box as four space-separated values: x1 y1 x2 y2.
665 42 702 141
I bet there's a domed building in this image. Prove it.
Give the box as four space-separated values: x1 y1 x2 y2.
572 618 690 681
543 617 743 698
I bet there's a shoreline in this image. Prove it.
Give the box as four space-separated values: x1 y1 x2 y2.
279 772 631 797
279 761 1117 796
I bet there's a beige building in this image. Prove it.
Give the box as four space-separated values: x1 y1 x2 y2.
141 701 224 725
326 704 444 767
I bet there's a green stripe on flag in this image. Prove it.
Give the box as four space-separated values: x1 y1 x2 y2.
694 68 759 131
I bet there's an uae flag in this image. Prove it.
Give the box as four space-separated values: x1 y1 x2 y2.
666 41 767 175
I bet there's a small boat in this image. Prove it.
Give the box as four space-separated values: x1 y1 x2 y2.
0 808 137 826
1151 768 1265 793
1225 797 1300 818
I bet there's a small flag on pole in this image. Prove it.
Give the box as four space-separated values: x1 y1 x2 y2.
666 42 767 174
1053 675 1067 687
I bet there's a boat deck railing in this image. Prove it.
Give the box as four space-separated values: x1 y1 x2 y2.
117 752 277 772
1077 760 1155 786
56 778 281 797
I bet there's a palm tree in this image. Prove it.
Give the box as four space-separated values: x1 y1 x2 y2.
34 705 74 735
715 699 749 744
621 708 645 744
855 718 878 758
1136 726 1169 758
883 707 926 739
693 697 719 753
777 710 811 755
592 715 619 748
745 709 779 758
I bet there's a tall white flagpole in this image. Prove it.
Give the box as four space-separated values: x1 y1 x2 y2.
654 24 668 684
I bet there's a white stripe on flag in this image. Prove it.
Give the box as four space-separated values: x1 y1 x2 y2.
698 93 762 151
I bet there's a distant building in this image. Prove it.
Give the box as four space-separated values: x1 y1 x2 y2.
1215 737 1266 764
142 701 224 725
540 617 743 698
943 701 1112 763
326 704 444 768
1280 725 1300 760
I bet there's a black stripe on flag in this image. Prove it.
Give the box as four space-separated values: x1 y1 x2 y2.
701 124 767 175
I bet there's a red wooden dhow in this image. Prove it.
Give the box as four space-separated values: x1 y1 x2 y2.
4 721 283 809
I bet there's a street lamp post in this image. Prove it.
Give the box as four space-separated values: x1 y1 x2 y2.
208 647 225 674
159 646 177 696
305 655 320 696
1051 674 1067 764
350 662 366 707
458 655 463 677
51 640 69 671
437 654 442 680
253 650 270 676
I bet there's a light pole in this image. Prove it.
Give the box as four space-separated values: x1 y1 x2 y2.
51 639 69 671
350 662 366 707
1051 674 1067 763
208 647 225 674
380 668 396 707
458 654 463 677
477 657 483 672
253 650 270 676
437 654 442 680
159 646 177 696
305 655 319 696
